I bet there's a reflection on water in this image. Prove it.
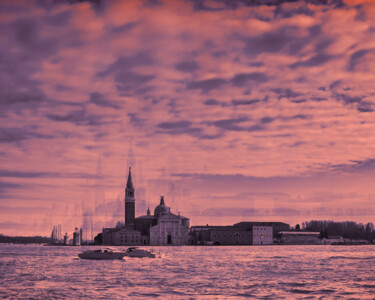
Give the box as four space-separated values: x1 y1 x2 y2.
1 245 375 299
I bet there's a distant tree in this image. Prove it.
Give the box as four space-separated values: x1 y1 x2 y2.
366 223 373 242
295 224 300 231
94 233 102 244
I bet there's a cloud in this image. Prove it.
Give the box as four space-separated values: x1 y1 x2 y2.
174 60 199 73
329 158 375 173
0 128 53 143
212 117 249 131
89 93 120 109
42 10 72 27
188 0 346 12
186 78 226 92
272 88 302 99
0 181 22 199
46 108 117 126
156 120 202 136
203 98 222 106
0 169 106 179
290 53 335 68
347 49 371 71
97 53 154 77
110 22 138 34
157 120 191 130
260 116 274 124
229 72 269 87
357 101 374 112
231 99 260 106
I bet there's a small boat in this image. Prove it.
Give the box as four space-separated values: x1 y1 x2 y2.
125 247 157 258
78 248 126 260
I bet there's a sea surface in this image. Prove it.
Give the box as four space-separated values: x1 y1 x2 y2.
0 244 374 299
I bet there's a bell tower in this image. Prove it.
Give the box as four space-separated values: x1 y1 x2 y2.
125 167 135 225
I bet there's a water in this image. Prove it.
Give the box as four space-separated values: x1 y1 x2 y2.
0 245 374 299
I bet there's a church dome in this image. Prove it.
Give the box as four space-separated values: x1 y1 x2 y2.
154 196 170 217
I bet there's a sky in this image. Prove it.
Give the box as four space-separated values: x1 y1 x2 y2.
1 0 375 237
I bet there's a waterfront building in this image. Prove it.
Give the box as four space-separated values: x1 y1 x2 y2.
279 231 320 245
149 197 190 246
73 227 81 246
252 226 273 245
190 222 289 245
63 232 69 245
102 168 190 246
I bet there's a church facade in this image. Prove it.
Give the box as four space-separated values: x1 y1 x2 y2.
102 168 190 246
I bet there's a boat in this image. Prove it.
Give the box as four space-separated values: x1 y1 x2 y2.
78 248 126 260
125 247 157 258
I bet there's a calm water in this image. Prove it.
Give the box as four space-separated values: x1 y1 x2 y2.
0 244 375 299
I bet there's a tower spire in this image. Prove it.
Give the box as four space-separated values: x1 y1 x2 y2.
126 167 134 189
125 167 135 226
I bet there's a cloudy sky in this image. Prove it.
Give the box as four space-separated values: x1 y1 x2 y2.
1 0 375 236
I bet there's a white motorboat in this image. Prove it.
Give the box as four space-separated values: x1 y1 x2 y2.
125 247 157 258
78 248 126 260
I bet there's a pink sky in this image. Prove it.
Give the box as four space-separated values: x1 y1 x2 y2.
1 0 375 236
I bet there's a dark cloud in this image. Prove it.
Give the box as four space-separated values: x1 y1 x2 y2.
247 124 265 131
156 120 206 137
0 181 22 189
291 99 306 103
274 2 315 19
290 53 335 69
243 26 310 57
0 170 50 178
272 88 302 99
249 62 264 67
347 49 371 71
114 72 154 86
0 127 53 143
46 109 116 126
157 120 191 130
212 117 248 131
9 17 60 57
357 101 374 113
110 22 138 34
174 60 199 73
334 93 363 104
204 99 222 106
97 53 153 77
0 15 63 115
186 78 226 92
186 72 269 93
260 116 274 124
311 97 327 102
97 53 155 95
244 29 291 56
211 50 227 58
231 99 259 106
291 114 309 119
188 0 345 12
128 113 146 127
0 169 103 179
329 80 341 90
229 72 269 87
89 93 120 109
329 158 375 173
42 10 71 27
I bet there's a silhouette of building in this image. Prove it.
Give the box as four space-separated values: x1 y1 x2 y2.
279 231 320 245
102 168 190 246
190 222 289 245
125 167 135 225
73 227 81 246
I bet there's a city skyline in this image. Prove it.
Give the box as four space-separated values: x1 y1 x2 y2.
1 0 375 236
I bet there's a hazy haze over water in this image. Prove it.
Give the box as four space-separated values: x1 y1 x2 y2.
1 245 375 299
